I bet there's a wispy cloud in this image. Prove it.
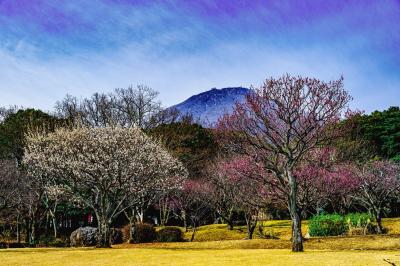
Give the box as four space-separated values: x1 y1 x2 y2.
0 0 399 112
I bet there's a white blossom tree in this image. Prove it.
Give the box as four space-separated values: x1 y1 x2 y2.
24 127 187 247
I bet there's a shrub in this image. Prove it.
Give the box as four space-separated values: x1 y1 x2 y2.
157 227 184 242
48 239 66 247
37 236 56 247
133 223 156 243
7 242 26 248
308 213 346 236
345 213 373 227
345 213 375 235
121 224 131 243
257 224 279 239
110 228 123 245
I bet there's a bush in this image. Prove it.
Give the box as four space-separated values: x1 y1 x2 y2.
345 213 373 227
48 239 67 247
257 225 279 239
36 236 55 247
133 223 156 243
345 213 375 235
110 228 123 245
308 213 346 236
121 224 131 243
8 242 26 248
157 227 184 242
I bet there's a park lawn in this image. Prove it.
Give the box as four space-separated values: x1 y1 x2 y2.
2 218 400 265
0 248 399 266
181 217 400 242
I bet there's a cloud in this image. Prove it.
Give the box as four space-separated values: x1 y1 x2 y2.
0 0 399 113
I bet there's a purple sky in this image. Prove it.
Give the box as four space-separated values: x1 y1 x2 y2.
0 0 399 112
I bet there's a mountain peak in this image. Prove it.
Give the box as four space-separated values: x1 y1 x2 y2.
171 87 250 126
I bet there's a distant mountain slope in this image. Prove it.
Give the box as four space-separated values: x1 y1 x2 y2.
171 87 250 126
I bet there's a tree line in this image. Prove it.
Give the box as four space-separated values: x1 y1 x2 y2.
0 77 400 252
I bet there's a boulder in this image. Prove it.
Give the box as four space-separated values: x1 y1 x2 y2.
70 227 99 247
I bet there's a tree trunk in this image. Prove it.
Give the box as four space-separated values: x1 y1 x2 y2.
190 223 197 242
159 199 170 226
30 219 36 246
52 216 58 239
376 209 383 234
181 210 188 232
16 215 20 243
136 207 144 223
228 221 234 231
129 218 135 243
288 170 304 252
25 219 30 244
245 212 257 240
96 214 111 248
227 209 234 230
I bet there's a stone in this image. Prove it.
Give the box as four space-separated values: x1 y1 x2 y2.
70 227 99 247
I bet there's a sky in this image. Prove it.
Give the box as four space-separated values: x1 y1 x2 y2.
0 0 399 113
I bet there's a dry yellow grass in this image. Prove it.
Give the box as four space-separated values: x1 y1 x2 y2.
1 218 400 265
119 235 400 251
0 248 399 266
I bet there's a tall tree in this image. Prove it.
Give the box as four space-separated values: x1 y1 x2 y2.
217 75 351 251
0 108 67 164
337 107 400 161
149 122 217 178
24 127 187 247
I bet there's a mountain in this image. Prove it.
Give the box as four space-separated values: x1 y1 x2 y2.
171 87 250 126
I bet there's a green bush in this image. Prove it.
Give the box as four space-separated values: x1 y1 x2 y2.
345 213 375 235
345 213 373 227
48 239 66 247
133 223 157 243
157 227 184 242
308 213 346 236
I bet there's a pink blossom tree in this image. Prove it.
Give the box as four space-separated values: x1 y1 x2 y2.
215 156 269 239
217 75 351 251
295 148 359 216
174 180 212 241
354 160 400 233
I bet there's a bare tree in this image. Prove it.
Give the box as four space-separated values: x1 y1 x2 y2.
55 85 175 129
0 160 37 243
217 74 351 251
0 160 21 212
114 85 161 128
0 106 19 123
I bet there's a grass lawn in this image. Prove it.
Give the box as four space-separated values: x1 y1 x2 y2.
1 248 400 266
1 218 400 265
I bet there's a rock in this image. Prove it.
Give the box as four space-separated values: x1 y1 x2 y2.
70 227 99 247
